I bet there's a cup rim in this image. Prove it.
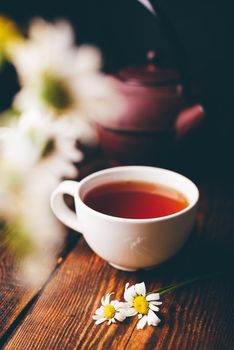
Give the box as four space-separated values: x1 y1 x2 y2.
76 166 199 223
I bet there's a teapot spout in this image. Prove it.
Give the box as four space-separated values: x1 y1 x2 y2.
175 104 206 139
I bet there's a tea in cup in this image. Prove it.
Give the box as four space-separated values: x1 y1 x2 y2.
50 166 199 271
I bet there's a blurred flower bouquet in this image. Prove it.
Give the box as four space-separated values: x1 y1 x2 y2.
0 16 121 286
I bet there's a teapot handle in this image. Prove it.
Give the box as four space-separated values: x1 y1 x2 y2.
175 104 206 139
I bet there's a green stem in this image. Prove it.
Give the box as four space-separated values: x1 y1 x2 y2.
148 272 221 297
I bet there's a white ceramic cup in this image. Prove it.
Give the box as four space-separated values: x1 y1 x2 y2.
50 166 199 271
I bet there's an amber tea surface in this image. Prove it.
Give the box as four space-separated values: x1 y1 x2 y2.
83 180 189 219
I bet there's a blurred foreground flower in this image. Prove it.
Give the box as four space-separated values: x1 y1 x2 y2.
0 16 124 287
0 162 65 286
12 18 123 122
0 109 83 286
1 110 83 177
0 109 83 287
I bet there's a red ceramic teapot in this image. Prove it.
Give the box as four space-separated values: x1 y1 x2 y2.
94 52 205 165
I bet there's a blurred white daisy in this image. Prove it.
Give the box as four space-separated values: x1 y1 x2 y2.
15 168 65 287
93 293 130 325
0 17 125 289
12 18 122 121
124 282 162 329
0 158 64 287
0 110 83 179
0 109 82 287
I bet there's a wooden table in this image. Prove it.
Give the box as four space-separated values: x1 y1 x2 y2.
0 150 233 350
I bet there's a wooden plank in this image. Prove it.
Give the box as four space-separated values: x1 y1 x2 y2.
0 233 79 341
3 182 234 350
0 248 39 339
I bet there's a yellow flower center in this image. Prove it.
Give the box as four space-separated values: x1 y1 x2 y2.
104 304 116 319
133 295 149 314
40 73 73 111
41 138 56 158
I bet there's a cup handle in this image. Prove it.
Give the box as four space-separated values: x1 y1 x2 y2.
50 180 82 233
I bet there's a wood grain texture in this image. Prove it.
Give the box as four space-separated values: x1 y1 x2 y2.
0 248 38 338
2 180 234 350
0 232 79 342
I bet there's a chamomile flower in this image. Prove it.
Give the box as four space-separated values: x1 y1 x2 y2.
93 293 129 326
12 18 122 120
124 282 162 329
0 110 83 179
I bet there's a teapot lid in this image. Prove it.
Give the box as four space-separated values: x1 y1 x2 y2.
117 50 181 87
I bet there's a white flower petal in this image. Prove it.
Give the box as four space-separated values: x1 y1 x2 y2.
102 293 113 305
147 309 161 326
123 307 137 317
95 317 106 325
76 45 102 72
92 315 101 320
29 19 74 49
124 284 136 302
125 283 130 289
137 315 148 330
107 320 112 326
138 314 143 319
103 294 110 305
95 306 104 316
149 304 160 312
115 312 126 322
150 301 162 306
117 301 132 310
111 300 122 309
135 282 146 296
146 293 160 301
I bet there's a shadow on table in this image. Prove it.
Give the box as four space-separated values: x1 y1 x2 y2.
136 229 234 287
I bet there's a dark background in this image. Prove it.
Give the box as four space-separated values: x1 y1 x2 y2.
1 0 233 176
